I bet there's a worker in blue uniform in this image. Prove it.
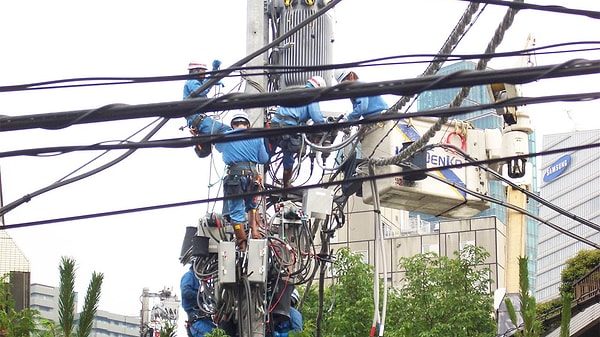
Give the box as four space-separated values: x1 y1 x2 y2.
193 110 269 251
184 59 224 158
274 288 303 337
268 75 327 188
181 263 216 337
334 69 388 120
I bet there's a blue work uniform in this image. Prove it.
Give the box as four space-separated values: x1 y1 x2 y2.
345 82 389 120
274 307 303 337
269 96 325 169
184 77 222 129
181 267 215 337
196 116 269 224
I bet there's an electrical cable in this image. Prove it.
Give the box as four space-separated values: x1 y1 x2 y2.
1 41 598 95
387 1 483 114
457 0 600 19
416 166 600 249
3 58 600 132
433 143 600 232
3 137 600 230
372 0 524 168
5 88 600 160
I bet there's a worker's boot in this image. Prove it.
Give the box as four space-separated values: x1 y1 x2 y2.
247 209 261 239
233 223 247 251
282 169 293 189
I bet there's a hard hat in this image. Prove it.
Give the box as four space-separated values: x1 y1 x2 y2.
334 69 352 83
307 75 326 88
230 111 250 127
188 60 208 70
291 288 299 306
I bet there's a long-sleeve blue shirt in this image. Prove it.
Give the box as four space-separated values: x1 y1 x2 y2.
197 116 269 165
272 102 325 126
183 78 212 99
346 83 389 120
180 267 200 315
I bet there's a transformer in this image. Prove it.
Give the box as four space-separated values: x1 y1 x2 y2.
274 1 334 88
360 117 492 218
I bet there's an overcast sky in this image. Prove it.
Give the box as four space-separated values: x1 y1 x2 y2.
1 0 599 333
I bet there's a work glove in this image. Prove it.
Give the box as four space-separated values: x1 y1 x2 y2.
212 59 222 71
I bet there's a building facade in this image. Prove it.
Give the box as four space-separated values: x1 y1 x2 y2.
30 283 140 337
535 130 600 302
0 229 30 310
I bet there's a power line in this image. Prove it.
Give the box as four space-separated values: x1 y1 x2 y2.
2 90 599 159
3 141 599 230
457 0 600 19
2 58 600 132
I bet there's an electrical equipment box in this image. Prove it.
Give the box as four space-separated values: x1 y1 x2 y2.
218 241 236 284
360 118 490 218
302 188 333 219
247 239 268 283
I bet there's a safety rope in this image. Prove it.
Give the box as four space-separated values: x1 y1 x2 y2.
370 0 524 167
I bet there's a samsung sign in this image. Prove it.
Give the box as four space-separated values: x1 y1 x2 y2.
543 154 571 183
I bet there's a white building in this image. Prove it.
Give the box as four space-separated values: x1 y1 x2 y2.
535 129 600 302
31 283 140 337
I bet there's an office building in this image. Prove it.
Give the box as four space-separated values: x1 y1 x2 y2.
535 129 600 302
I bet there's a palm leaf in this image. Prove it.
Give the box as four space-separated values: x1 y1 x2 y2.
58 257 77 337
77 271 104 337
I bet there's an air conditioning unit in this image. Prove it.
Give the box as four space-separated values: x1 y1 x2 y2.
360 118 490 218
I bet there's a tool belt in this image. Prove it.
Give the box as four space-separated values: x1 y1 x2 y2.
224 162 261 196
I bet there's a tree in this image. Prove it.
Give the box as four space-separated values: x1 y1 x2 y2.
394 245 496 337
505 256 542 337
57 257 104 337
0 274 40 337
559 249 600 295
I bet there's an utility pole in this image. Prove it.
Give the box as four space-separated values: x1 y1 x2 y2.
245 0 269 128
244 4 269 337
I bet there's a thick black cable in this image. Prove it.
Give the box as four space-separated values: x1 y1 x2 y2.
423 171 600 249
185 0 343 100
433 143 600 232
1 41 597 93
3 89 600 158
4 141 600 230
2 58 600 132
457 0 600 19
0 0 345 217
0 118 168 217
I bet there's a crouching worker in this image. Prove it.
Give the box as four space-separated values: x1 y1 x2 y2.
268 75 327 188
190 111 269 251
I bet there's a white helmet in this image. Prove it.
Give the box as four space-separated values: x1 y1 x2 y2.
334 69 352 83
307 75 326 88
291 288 299 306
188 60 208 70
230 111 250 127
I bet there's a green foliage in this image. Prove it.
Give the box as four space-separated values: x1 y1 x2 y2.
298 247 375 337
204 327 228 337
77 271 103 337
559 249 600 295
394 245 496 337
559 292 572 337
504 256 542 337
299 245 497 337
0 274 41 337
159 321 177 337
58 257 76 337
57 257 104 337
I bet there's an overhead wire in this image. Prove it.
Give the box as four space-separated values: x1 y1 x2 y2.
3 140 599 232
371 0 525 168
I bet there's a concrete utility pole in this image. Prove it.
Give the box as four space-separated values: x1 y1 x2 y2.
245 0 269 128
244 4 268 337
